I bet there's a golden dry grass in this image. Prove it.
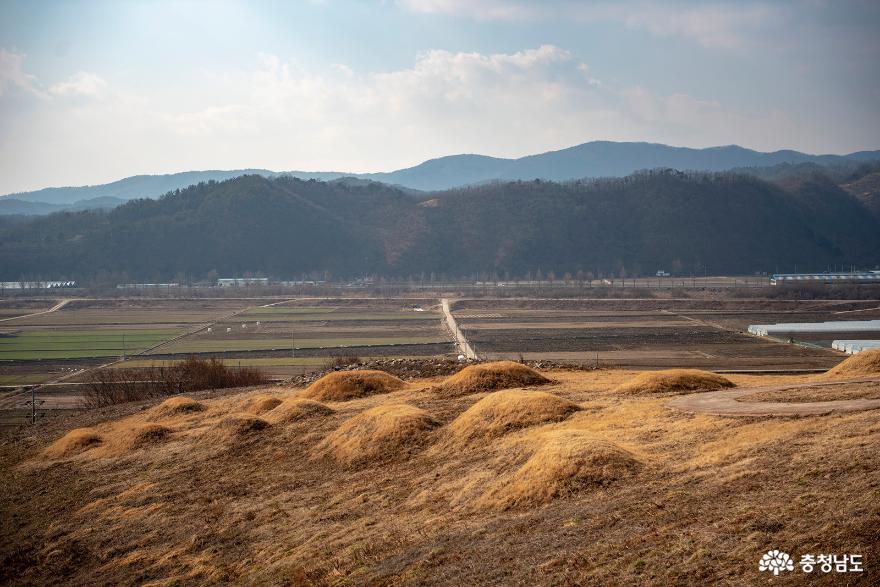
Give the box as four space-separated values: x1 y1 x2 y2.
821 348 880 379
738 380 880 403
5 368 879 586
314 404 438 466
214 414 269 439
151 396 206 418
264 398 334 424
614 368 735 395
300 370 406 401
243 394 283 414
112 423 171 451
480 430 641 510
446 390 580 446
42 428 103 458
436 360 550 396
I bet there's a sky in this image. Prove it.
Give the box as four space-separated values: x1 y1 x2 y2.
0 0 878 194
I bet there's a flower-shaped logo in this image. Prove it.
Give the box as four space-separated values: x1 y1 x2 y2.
759 550 794 575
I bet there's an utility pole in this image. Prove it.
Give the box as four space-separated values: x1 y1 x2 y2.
31 385 35 424
291 331 295 359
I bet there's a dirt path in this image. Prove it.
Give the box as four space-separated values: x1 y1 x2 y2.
0 298 71 323
668 376 880 416
441 298 477 360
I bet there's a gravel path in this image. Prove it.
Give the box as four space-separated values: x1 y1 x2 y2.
668 376 880 416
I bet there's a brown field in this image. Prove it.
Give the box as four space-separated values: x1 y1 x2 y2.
453 298 880 370
1 367 878 585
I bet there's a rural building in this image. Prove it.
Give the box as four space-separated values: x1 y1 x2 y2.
770 272 880 285
217 277 270 287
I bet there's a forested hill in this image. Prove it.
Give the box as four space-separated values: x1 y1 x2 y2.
1 170 878 282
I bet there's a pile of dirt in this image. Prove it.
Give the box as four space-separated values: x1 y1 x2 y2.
43 428 103 458
437 361 551 396
114 423 171 451
300 370 406 402
481 431 641 509
215 414 270 439
244 394 283 414
615 369 735 395
151 396 206 418
822 349 880 379
314 404 438 466
447 390 579 446
266 399 334 424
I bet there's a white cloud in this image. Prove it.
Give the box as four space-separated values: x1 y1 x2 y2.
0 49 44 97
49 71 108 99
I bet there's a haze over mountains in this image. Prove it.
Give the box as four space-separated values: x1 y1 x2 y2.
3 141 879 213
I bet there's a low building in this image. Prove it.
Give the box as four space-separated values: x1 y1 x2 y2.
770 272 880 286
217 277 270 287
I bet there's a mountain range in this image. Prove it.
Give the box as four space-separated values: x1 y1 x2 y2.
1 167 878 282
2 141 878 213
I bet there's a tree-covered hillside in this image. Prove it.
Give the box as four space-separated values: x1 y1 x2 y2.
1 170 877 282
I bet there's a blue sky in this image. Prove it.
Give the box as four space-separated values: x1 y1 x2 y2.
1 0 878 193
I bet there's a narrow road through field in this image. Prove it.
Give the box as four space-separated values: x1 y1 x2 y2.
0 298 71 323
441 298 477 360
668 376 880 416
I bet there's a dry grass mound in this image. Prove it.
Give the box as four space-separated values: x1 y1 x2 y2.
301 370 406 402
114 423 171 451
481 431 641 509
314 404 438 466
266 398 334 424
822 349 880 379
447 390 580 446
151 396 206 418
44 428 103 458
215 414 270 439
615 369 734 395
437 361 551 396
244 394 283 414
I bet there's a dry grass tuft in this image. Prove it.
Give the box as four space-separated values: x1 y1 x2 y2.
615 369 734 395
244 394 283 414
447 390 580 446
265 398 334 424
314 404 438 465
437 361 551 396
113 423 171 451
481 431 641 510
821 348 880 379
151 396 206 418
43 428 103 458
301 370 406 402
215 414 270 439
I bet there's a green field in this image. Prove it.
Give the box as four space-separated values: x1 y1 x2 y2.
154 335 446 354
0 329 183 360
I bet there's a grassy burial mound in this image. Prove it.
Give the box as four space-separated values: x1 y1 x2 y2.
112 423 171 451
301 370 406 402
615 369 735 395
437 361 551 397
314 404 439 466
265 398 334 424
481 431 641 510
151 396 206 418
214 414 270 440
447 390 580 446
822 349 880 379
43 428 103 458
244 394 283 414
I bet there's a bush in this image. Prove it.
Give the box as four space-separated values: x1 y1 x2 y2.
82 357 269 408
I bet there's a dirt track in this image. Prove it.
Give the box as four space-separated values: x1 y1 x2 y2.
668 377 880 416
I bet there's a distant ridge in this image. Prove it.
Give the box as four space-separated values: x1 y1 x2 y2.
3 141 878 210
